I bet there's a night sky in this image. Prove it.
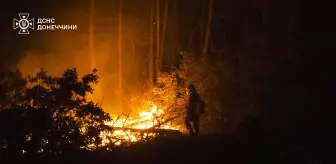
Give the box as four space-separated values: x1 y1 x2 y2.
0 0 301 70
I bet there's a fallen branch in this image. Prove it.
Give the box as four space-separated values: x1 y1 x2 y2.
112 127 182 136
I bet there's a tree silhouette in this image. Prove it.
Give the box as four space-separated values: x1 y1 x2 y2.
0 68 111 158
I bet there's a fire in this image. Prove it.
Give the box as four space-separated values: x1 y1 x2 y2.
90 101 181 149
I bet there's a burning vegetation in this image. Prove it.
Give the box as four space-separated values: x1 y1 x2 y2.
0 67 188 155
98 101 182 148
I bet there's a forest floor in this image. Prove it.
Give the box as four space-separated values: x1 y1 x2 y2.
9 133 320 164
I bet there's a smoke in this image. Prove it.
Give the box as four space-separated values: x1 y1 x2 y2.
15 6 123 114
14 1 152 114
17 47 121 112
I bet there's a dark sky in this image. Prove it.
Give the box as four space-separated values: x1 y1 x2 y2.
0 0 299 71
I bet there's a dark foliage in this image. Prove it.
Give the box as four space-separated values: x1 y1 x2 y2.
0 68 111 160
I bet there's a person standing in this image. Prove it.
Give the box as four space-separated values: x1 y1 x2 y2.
185 84 201 136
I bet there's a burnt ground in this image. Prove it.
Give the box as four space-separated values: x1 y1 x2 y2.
6 133 324 164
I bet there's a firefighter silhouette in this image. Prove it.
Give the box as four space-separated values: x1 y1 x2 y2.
185 84 204 136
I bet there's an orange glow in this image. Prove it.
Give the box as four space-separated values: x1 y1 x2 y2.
15 7 183 150
92 101 181 149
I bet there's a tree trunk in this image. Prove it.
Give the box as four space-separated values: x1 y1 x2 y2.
160 0 169 69
132 38 135 67
155 0 160 82
172 2 180 65
118 0 123 109
202 0 214 56
89 0 95 70
149 0 154 88
189 25 198 52
199 0 206 54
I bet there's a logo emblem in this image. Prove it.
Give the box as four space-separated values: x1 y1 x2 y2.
13 13 34 34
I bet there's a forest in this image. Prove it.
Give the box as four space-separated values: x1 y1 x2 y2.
0 0 332 163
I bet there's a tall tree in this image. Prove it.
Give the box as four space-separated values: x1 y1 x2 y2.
149 0 154 87
118 0 123 109
132 39 135 67
199 0 206 54
89 0 95 69
155 0 161 81
202 0 214 56
160 0 169 69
